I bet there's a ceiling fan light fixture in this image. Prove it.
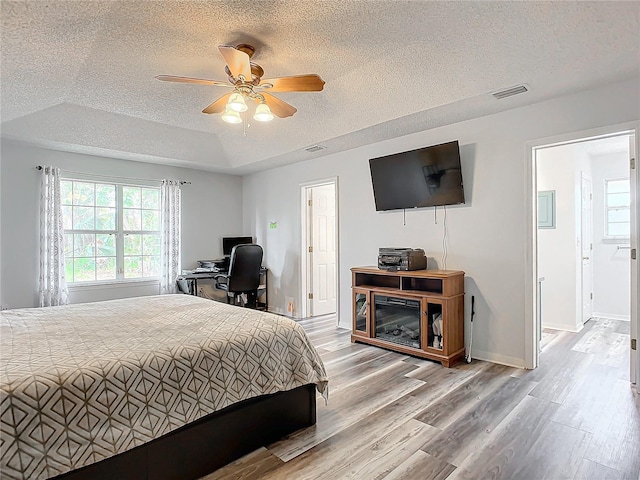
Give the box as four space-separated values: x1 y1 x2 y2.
221 108 242 124
253 101 274 122
227 92 248 112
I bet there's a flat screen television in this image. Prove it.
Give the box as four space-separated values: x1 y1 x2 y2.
222 236 253 256
369 140 465 211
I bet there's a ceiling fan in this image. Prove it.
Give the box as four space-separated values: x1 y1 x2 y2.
156 43 325 123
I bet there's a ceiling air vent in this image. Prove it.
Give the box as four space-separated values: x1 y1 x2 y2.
305 144 327 153
492 85 528 100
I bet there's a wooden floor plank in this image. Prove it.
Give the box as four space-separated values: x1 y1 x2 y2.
552 362 622 433
202 448 284 480
510 420 593 480
202 317 637 480
447 394 560 480
583 378 640 478
414 364 517 430
267 360 425 462
261 411 438 479
383 450 456 480
573 459 624 480
528 348 594 404
420 375 537 466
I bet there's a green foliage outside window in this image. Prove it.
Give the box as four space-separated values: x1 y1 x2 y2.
61 180 161 283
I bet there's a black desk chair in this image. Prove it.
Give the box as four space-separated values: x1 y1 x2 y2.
214 244 263 308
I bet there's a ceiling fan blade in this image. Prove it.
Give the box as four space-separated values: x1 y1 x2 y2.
218 45 252 81
261 93 297 118
259 74 325 92
155 75 230 87
202 93 232 114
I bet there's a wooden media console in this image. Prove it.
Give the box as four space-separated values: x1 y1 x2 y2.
351 267 465 367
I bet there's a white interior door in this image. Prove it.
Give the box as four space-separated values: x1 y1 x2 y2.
309 184 337 316
581 173 593 324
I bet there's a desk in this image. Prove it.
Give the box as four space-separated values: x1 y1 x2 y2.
177 268 268 311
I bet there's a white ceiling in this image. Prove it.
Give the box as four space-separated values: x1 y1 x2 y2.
1 1 639 175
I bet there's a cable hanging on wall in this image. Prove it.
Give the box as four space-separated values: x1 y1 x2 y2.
441 205 448 270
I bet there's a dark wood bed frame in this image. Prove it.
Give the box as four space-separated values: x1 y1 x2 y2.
53 384 316 480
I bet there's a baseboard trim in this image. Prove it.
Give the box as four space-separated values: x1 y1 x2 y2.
593 312 630 321
466 349 526 369
542 322 584 333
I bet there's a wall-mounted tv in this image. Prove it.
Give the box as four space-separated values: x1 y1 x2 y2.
369 140 465 211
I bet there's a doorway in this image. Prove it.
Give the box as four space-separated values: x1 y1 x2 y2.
531 128 637 385
300 179 338 319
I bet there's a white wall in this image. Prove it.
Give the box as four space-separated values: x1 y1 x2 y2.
0 141 243 308
243 77 639 368
591 150 630 320
537 143 592 332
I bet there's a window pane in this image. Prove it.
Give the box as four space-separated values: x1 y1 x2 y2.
142 210 160 231
96 207 116 230
123 208 141 230
608 223 630 236
62 206 73 230
96 257 116 281
61 181 73 205
143 234 161 256
607 208 630 223
144 256 161 277
608 192 630 208
65 258 74 283
74 258 96 282
74 234 95 257
123 187 141 208
124 256 142 278
124 234 142 255
64 233 74 256
142 188 159 209
96 234 116 256
74 182 95 206
73 206 95 230
95 184 116 207
607 179 629 194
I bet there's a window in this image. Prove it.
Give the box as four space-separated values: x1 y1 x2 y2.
61 179 161 283
604 178 630 239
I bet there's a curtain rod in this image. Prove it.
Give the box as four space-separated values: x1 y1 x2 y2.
35 166 191 185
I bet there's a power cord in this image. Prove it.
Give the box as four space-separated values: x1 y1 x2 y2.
441 205 448 270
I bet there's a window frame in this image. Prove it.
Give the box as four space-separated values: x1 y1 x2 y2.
61 175 162 286
603 177 630 242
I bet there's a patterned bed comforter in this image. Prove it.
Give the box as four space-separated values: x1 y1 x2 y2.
0 294 328 480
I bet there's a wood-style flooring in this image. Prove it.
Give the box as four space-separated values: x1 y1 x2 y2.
204 317 639 480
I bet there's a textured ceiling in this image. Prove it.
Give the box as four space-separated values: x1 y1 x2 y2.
1 1 639 174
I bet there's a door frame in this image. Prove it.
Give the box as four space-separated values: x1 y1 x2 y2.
526 122 639 387
580 172 593 325
299 177 340 322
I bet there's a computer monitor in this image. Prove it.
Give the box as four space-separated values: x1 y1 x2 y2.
222 236 253 257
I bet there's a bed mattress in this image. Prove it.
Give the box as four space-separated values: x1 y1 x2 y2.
0 294 328 480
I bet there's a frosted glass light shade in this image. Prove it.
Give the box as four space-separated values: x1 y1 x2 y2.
253 102 274 122
221 108 242 124
227 92 248 112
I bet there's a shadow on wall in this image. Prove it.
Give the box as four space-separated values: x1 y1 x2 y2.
272 248 300 317
459 143 476 206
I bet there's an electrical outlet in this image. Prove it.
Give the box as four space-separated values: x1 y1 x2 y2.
285 297 295 316
1 305 9 311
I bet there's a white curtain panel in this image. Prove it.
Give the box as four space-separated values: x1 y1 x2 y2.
160 180 182 294
38 166 69 307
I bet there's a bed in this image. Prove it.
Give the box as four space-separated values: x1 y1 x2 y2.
0 294 328 480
